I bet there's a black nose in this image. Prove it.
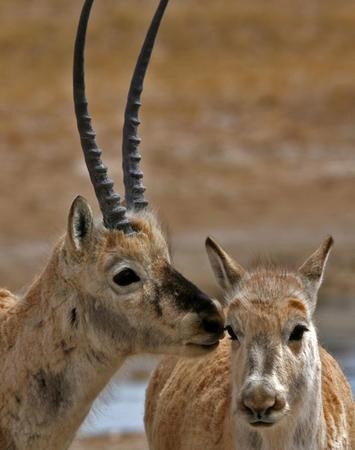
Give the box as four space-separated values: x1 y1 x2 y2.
202 318 224 337
163 266 224 337
194 291 224 339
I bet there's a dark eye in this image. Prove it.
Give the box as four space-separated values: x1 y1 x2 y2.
225 325 239 341
289 325 308 341
113 268 140 287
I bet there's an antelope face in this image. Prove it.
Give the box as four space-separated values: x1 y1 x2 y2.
65 197 224 357
226 277 313 428
205 235 333 429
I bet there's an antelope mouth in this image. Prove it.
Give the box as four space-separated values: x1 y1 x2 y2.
249 420 275 428
247 415 279 428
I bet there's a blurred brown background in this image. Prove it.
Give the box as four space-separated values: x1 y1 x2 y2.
0 1 354 448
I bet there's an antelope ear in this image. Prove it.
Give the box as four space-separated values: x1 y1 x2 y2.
67 196 94 252
298 236 333 310
205 237 246 295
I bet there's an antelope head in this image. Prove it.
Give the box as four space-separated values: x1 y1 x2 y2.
63 0 224 358
206 236 333 429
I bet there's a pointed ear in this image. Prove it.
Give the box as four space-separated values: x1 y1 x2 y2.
67 196 94 252
205 237 246 295
298 236 333 307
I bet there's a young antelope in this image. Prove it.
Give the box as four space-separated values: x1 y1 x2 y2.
145 237 355 450
0 1 224 449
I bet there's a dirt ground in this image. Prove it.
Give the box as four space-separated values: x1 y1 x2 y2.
0 1 354 448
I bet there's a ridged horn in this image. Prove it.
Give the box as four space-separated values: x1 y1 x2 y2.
122 0 169 210
73 0 133 234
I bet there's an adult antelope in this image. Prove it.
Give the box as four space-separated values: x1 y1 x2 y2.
0 1 225 449
146 237 355 450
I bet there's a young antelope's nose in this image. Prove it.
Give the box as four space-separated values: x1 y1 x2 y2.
241 384 286 418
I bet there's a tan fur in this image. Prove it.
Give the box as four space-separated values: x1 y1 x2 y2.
0 204 224 450
321 349 355 449
146 339 354 450
145 340 234 450
146 238 354 450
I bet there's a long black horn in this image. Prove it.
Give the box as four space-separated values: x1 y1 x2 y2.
73 0 133 233
122 0 169 210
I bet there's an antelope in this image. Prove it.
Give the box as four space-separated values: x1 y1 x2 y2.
0 1 225 449
145 236 355 450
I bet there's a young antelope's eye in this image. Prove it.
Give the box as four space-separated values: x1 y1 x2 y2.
113 268 140 287
289 324 309 341
225 325 239 341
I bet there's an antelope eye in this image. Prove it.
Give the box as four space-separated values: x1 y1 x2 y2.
225 325 239 341
289 324 308 341
113 268 140 286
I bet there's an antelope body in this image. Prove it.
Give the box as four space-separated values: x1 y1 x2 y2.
145 237 355 450
0 1 224 449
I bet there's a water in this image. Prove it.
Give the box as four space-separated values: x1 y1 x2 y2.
79 380 147 436
339 353 355 391
79 352 355 437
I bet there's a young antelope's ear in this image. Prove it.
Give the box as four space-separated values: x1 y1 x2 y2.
205 237 246 294
67 196 94 252
298 236 334 307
